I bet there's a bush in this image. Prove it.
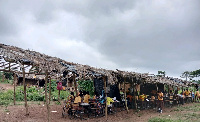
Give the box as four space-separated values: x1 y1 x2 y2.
0 80 70 105
78 80 94 96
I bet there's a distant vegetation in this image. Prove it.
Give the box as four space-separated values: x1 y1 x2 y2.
0 79 69 106
148 103 200 122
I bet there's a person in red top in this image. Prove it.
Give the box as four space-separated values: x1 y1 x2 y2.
157 90 164 113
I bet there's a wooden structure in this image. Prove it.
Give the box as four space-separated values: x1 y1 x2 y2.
0 43 198 120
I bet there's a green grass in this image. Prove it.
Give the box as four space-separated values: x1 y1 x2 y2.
173 103 200 112
148 117 174 122
0 83 70 106
149 103 200 122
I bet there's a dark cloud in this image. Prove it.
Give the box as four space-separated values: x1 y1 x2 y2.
80 0 200 76
0 0 200 78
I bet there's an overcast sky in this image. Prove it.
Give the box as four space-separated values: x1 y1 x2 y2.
0 0 200 79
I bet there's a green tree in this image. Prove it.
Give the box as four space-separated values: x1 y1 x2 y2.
190 69 200 77
157 71 165 77
4 72 13 80
190 69 200 84
181 71 192 81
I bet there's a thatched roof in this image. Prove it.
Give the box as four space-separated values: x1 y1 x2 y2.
0 43 196 87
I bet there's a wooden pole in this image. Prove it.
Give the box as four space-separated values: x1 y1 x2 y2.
23 66 28 115
124 78 129 113
156 83 158 91
9 62 11 71
182 86 183 94
13 73 16 105
45 70 50 122
2 72 5 82
103 76 107 120
2 63 5 82
83 67 86 80
194 85 196 102
58 90 60 102
73 73 78 97
133 85 137 109
49 76 51 104
168 85 170 95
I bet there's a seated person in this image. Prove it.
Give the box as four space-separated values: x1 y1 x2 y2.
83 91 90 103
184 89 191 96
93 92 100 99
151 96 155 101
65 92 75 115
65 92 75 106
74 93 82 104
127 94 133 102
184 89 191 103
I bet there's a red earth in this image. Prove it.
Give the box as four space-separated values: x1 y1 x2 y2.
0 101 194 122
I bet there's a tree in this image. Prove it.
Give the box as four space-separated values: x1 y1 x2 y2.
180 71 192 81
190 69 200 84
4 72 13 80
190 69 200 78
78 80 94 96
157 71 165 77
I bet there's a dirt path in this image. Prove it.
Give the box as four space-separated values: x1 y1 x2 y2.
0 83 14 91
0 102 196 122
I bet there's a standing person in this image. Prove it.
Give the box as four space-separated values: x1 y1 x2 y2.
139 92 146 109
157 90 164 113
191 90 195 102
195 89 200 102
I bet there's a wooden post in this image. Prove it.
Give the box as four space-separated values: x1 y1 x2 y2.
124 78 129 113
133 84 137 110
2 72 5 82
182 86 183 94
168 85 170 95
156 83 158 91
73 73 78 97
83 67 86 80
103 76 107 120
194 85 196 102
2 63 5 82
23 66 28 115
9 62 11 71
49 76 51 104
58 90 60 102
13 73 16 105
45 70 50 122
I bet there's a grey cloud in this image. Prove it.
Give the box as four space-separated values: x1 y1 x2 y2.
62 0 136 17
0 0 200 78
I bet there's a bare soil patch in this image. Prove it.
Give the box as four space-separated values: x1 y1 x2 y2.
0 102 197 122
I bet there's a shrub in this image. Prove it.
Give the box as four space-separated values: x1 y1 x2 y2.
78 80 94 96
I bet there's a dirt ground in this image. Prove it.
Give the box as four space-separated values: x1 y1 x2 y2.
0 83 14 91
0 102 196 122
0 83 198 122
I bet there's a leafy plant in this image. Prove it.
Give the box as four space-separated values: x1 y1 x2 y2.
78 80 94 96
